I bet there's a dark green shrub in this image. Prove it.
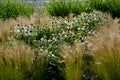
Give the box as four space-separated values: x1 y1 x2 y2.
46 0 93 17
90 0 120 18
46 0 70 17
0 0 34 20
71 1 93 15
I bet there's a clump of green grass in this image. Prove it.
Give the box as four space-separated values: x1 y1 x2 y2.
0 42 33 80
90 0 120 18
46 0 93 17
0 41 48 80
60 43 82 80
89 18 120 80
0 0 34 20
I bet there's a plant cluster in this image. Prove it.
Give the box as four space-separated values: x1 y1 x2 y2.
46 0 120 19
90 0 120 18
9 11 107 80
12 11 107 47
46 0 93 17
0 0 120 79
0 0 34 20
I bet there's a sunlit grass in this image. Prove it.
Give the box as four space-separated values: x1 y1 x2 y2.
88 17 120 80
60 43 83 80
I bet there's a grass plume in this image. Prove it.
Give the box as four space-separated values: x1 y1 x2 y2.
60 43 83 80
88 17 120 80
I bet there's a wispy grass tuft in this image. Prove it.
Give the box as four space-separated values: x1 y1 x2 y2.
88 17 120 80
0 42 33 80
60 43 83 80
0 19 17 43
0 41 48 80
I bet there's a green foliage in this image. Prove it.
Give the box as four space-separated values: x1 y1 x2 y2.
0 62 24 80
90 0 120 18
82 53 96 80
0 0 34 20
46 0 70 17
94 43 120 80
29 55 48 80
46 0 93 17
